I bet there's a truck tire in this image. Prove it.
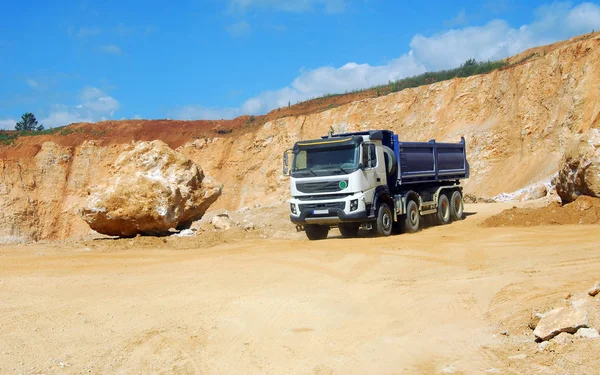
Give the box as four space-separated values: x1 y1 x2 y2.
373 203 393 237
339 223 360 238
450 190 464 221
305 224 329 240
403 199 420 233
437 193 452 225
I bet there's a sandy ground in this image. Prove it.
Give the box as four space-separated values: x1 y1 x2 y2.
1 203 599 375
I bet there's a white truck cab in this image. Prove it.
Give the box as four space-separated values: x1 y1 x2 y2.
283 130 469 240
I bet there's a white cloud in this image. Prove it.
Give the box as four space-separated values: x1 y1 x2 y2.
564 2 600 32
39 108 93 129
25 79 39 89
98 44 122 55
229 0 345 13
0 119 17 130
79 86 120 115
226 21 251 38
39 87 120 128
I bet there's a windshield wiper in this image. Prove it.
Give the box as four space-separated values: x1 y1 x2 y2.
338 166 351 174
301 167 317 176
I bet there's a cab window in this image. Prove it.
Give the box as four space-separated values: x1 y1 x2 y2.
362 143 377 169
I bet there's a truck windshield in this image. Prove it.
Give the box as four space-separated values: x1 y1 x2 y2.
292 145 359 177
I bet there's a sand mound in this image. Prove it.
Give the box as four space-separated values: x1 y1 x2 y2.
482 196 600 227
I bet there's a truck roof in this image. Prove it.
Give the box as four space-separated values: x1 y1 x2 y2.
321 130 390 140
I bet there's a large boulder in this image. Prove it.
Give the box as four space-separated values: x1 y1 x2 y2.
556 129 600 203
80 140 221 237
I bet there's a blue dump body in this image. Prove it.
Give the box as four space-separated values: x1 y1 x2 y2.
327 130 469 189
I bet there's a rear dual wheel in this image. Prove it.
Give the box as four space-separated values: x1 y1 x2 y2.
450 190 464 221
437 191 464 225
437 194 451 225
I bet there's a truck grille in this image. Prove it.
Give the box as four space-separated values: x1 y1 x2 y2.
296 180 348 193
299 202 346 211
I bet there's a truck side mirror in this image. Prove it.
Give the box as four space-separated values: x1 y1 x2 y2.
282 149 292 176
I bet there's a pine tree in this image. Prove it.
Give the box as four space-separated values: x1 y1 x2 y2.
15 112 44 131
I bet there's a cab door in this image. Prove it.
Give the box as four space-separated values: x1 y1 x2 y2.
361 142 380 202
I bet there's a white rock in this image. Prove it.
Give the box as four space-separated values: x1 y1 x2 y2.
575 327 599 339
552 332 573 345
533 307 589 341
175 229 195 237
588 281 600 297
211 214 233 231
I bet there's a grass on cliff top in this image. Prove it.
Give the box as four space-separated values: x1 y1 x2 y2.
319 58 508 101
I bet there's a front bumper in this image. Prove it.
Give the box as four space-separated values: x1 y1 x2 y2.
289 193 370 225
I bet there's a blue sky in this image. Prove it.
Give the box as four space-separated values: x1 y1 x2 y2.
1 0 600 129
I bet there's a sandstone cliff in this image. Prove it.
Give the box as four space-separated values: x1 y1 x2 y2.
1 33 599 242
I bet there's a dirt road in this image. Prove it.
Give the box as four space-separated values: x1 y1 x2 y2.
1 203 599 374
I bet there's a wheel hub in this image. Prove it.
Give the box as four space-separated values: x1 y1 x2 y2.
383 214 391 229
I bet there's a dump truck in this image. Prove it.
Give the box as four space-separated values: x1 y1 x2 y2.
282 129 469 240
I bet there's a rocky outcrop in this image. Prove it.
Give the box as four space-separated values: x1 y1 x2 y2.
556 130 600 203
79 141 221 237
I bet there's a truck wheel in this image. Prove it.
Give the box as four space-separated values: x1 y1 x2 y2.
373 203 393 237
305 224 329 240
339 223 360 238
403 199 420 233
437 193 452 225
450 190 464 221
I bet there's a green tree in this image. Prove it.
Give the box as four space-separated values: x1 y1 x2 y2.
15 112 44 131
462 58 477 67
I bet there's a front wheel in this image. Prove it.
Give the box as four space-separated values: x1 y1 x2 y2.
305 224 329 240
373 203 393 237
339 223 360 238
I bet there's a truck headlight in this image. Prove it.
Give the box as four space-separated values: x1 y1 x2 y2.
350 199 358 212
290 203 297 215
